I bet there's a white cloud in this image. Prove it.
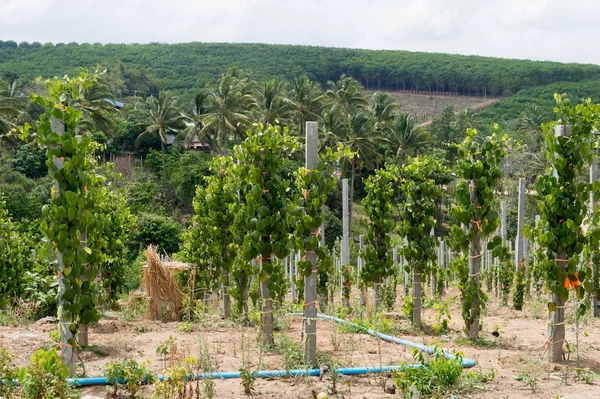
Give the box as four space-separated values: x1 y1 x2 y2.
0 0 599 64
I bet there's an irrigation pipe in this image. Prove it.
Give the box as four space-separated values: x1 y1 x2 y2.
30 313 476 386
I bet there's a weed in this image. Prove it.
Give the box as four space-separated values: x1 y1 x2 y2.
573 367 598 384
278 329 303 371
179 321 195 333
393 347 464 398
151 356 199 399
106 358 153 398
180 293 199 323
402 294 414 323
239 365 256 395
48 328 60 344
330 329 340 351
198 335 217 399
0 309 18 327
156 336 178 369
19 348 80 399
431 299 451 335
133 324 153 334
516 356 544 393
120 298 146 322
0 347 19 399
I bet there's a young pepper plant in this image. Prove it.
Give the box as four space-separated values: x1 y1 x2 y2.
361 164 399 313
533 95 600 361
450 126 509 339
398 155 445 329
234 123 300 345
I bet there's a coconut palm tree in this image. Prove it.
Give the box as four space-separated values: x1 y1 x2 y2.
326 75 368 117
370 91 399 134
74 77 118 134
320 108 346 150
289 76 326 137
515 104 550 153
135 91 182 183
341 111 378 215
386 112 430 164
255 78 293 127
176 90 217 152
0 80 21 136
201 74 256 153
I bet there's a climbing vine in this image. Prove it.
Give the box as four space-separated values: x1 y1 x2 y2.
234 123 300 344
361 165 399 311
32 71 110 349
96 177 133 308
398 155 445 329
532 95 600 359
190 156 238 318
450 126 509 338
290 144 350 308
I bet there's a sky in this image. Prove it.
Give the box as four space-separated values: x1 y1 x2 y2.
1 0 599 65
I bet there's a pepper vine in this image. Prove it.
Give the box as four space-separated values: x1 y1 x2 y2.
32 71 112 350
398 155 445 329
233 123 300 344
361 164 399 312
189 156 238 318
450 126 509 338
532 95 600 360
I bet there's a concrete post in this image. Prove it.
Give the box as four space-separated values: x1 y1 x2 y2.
341 178 350 308
501 200 507 242
590 158 599 316
303 121 318 366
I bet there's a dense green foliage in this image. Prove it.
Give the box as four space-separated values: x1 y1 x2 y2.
535 96 599 302
0 200 30 306
3 41 600 97
450 127 509 337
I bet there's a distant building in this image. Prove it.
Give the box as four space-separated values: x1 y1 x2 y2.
104 98 125 109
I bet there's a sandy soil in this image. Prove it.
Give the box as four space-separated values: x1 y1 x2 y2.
2 286 600 398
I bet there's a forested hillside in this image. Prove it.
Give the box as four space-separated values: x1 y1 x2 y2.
2 40 600 97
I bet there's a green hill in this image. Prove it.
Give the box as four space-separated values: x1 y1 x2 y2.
2 40 600 98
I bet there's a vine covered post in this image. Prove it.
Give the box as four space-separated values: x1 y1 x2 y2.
30 71 111 374
361 165 398 314
398 156 445 329
235 123 300 345
451 127 508 339
467 179 481 338
533 95 600 361
292 125 348 365
186 156 237 319
50 118 75 375
513 177 527 310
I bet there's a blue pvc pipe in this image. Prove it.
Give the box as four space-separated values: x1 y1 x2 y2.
291 313 477 368
51 313 475 386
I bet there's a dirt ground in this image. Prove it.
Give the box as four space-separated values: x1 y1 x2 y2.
363 90 498 123
2 286 600 399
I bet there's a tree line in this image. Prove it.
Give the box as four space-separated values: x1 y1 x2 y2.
3 40 600 98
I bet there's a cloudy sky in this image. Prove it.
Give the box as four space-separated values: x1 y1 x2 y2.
1 0 598 64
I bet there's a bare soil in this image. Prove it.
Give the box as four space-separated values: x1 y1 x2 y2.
364 90 500 123
2 286 600 398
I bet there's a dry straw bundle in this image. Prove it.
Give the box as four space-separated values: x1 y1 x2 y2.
142 245 188 321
